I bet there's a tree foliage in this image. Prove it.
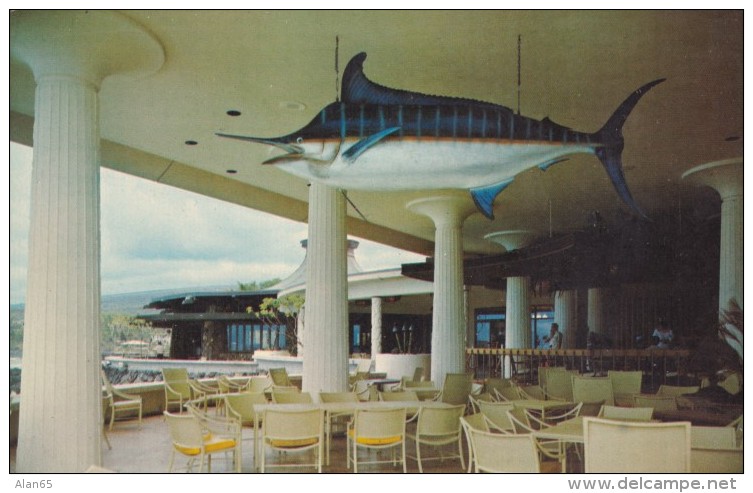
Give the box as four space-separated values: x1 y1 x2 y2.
250 294 304 355
237 278 282 291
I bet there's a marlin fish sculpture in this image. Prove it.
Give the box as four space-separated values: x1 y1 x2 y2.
218 52 664 219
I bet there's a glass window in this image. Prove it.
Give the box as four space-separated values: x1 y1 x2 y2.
475 309 506 348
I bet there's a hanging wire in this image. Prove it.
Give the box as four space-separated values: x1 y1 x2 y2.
517 34 521 115
335 35 340 102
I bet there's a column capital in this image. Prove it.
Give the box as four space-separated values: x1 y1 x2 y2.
406 194 477 228
11 10 164 87
484 230 536 251
682 157 743 201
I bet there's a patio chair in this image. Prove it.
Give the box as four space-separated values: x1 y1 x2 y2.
162 368 194 413
460 413 491 473
101 370 142 431
217 375 250 393
656 384 700 397
607 370 643 406
632 394 678 412
164 410 240 473
571 375 614 407
538 366 566 391
403 379 441 400
246 376 273 394
494 386 523 402
436 372 473 407
690 426 742 473
406 404 466 473
506 406 569 470
597 405 653 421
351 379 378 401
543 368 575 401
261 407 324 473
379 390 420 423
319 391 359 454
727 414 743 448
583 417 691 472
347 407 408 473
271 389 312 404
484 377 514 396
468 392 496 413
268 367 292 387
224 391 267 469
466 428 541 473
477 400 516 433
517 384 548 400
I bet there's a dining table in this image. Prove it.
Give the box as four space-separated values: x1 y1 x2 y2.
532 416 585 473
511 399 577 420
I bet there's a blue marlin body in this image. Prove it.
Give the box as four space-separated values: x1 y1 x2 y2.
219 52 664 219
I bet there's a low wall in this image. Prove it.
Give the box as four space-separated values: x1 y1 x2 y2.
374 353 431 381
253 351 364 376
104 356 258 375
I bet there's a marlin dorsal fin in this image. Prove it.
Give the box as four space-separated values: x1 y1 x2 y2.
341 52 509 110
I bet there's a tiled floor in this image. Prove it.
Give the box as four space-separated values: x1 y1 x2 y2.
12 414 473 474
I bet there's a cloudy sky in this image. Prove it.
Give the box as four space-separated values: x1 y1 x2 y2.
9 142 426 305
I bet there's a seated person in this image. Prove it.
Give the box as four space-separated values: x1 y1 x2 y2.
650 320 674 349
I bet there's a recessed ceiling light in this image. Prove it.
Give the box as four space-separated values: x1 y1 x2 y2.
185 140 198 146
226 110 241 117
226 169 237 174
279 100 306 111
725 136 740 142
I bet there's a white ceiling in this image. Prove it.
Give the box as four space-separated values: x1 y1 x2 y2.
10 10 743 257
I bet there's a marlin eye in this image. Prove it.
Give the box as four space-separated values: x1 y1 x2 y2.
296 137 304 144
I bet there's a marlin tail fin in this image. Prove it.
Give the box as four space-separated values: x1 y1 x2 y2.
595 78 665 219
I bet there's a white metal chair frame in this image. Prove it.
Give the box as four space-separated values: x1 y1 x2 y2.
460 413 491 473
164 410 241 473
261 407 324 473
466 427 541 473
347 407 408 473
406 404 466 473
582 416 691 473
224 392 268 471
101 370 142 431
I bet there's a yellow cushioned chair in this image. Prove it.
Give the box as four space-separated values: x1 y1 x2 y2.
261 407 324 473
347 407 407 473
164 411 240 473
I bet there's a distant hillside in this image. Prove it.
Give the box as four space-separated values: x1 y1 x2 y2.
11 285 236 316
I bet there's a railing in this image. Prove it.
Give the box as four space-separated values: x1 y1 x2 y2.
466 347 694 391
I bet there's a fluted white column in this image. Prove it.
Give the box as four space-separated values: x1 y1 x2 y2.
554 290 578 349
11 11 163 472
506 277 531 349
303 183 349 396
407 195 475 388
484 231 535 376
682 158 744 313
370 297 383 358
588 287 607 335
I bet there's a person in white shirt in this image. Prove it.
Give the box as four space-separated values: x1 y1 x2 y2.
651 320 674 349
544 323 563 350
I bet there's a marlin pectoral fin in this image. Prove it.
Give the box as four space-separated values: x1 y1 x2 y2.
342 127 401 163
470 178 515 220
538 157 570 172
216 132 304 155
263 154 332 166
